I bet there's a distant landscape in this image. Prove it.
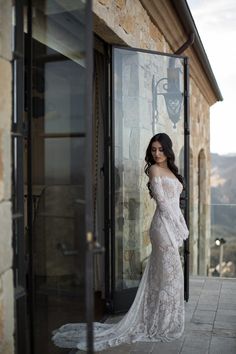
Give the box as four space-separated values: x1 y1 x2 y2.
210 153 236 277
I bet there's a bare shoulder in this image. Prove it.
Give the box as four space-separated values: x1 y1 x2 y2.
148 164 161 179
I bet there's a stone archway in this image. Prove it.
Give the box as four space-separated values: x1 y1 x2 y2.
198 149 207 275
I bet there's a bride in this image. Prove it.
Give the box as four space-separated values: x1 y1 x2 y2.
52 132 189 351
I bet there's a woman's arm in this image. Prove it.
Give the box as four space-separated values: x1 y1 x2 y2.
149 172 189 246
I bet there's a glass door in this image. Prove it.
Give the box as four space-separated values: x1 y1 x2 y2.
23 1 94 353
111 46 189 312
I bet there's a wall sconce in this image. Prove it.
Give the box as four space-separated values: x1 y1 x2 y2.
152 66 183 130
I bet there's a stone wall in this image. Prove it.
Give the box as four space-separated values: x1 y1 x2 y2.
93 0 167 52
189 80 211 275
93 0 213 275
0 1 14 353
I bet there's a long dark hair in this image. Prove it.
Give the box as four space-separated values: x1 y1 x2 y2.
144 133 184 198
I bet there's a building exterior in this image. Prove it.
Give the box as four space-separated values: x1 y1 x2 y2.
0 2 14 353
0 0 222 353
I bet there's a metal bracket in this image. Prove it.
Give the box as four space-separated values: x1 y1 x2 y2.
174 33 195 55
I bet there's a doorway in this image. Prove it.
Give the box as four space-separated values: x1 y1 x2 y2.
27 36 107 354
29 36 87 354
28 35 108 354
110 46 190 311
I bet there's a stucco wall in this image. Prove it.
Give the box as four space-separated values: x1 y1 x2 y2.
0 1 14 353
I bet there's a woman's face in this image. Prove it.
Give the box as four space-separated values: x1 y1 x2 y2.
151 141 167 165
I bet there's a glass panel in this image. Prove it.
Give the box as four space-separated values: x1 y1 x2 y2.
113 48 185 291
32 0 86 134
30 1 88 353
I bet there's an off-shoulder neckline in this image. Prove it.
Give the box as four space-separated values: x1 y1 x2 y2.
149 175 179 183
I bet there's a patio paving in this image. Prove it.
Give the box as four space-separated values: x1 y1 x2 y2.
92 276 236 354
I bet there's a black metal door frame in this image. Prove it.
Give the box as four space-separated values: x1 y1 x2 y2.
184 57 190 302
91 36 113 315
12 1 30 353
107 45 190 312
85 1 96 352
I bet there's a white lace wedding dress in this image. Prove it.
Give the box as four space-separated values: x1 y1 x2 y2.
52 175 189 351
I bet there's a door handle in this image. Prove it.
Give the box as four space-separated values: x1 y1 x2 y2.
92 241 105 254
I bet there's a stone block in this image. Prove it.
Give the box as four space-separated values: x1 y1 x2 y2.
214 321 236 330
212 327 236 338
140 39 148 50
196 303 218 311
123 126 131 159
215 313 236 324
149 21 160 42
3 131 11 201
129 128 140 160
0 269 14 354
198 294 218 304
0 202 12 274
0 59 11 131
0 297 3 345
0 59 11 201
209 336 236 354
221 281 236 289
219 295 236 304
123 97 140 125
192 309 216 324
98 0 109 5
116 0 125 9
142 230 150 247
119 14 135 34
218 302 236 311
0 130 11 202
0 0 12 60
185 322 213 332
0 130 3 200
151 336 184 353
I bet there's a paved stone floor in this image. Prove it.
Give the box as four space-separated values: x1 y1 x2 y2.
91 276 236 354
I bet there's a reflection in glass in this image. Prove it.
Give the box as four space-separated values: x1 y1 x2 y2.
113 48 185 291
29 1 87 353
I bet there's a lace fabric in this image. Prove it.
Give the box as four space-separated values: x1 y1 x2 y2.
52 175 189 351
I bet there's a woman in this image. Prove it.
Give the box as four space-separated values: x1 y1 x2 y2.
52 132 189 351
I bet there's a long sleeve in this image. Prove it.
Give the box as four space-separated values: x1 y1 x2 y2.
149 176 189 246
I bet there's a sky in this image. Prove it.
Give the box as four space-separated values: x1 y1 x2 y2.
187 0 236 155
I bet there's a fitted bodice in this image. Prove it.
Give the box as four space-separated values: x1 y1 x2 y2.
150 175 183 211
149 175 188 248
